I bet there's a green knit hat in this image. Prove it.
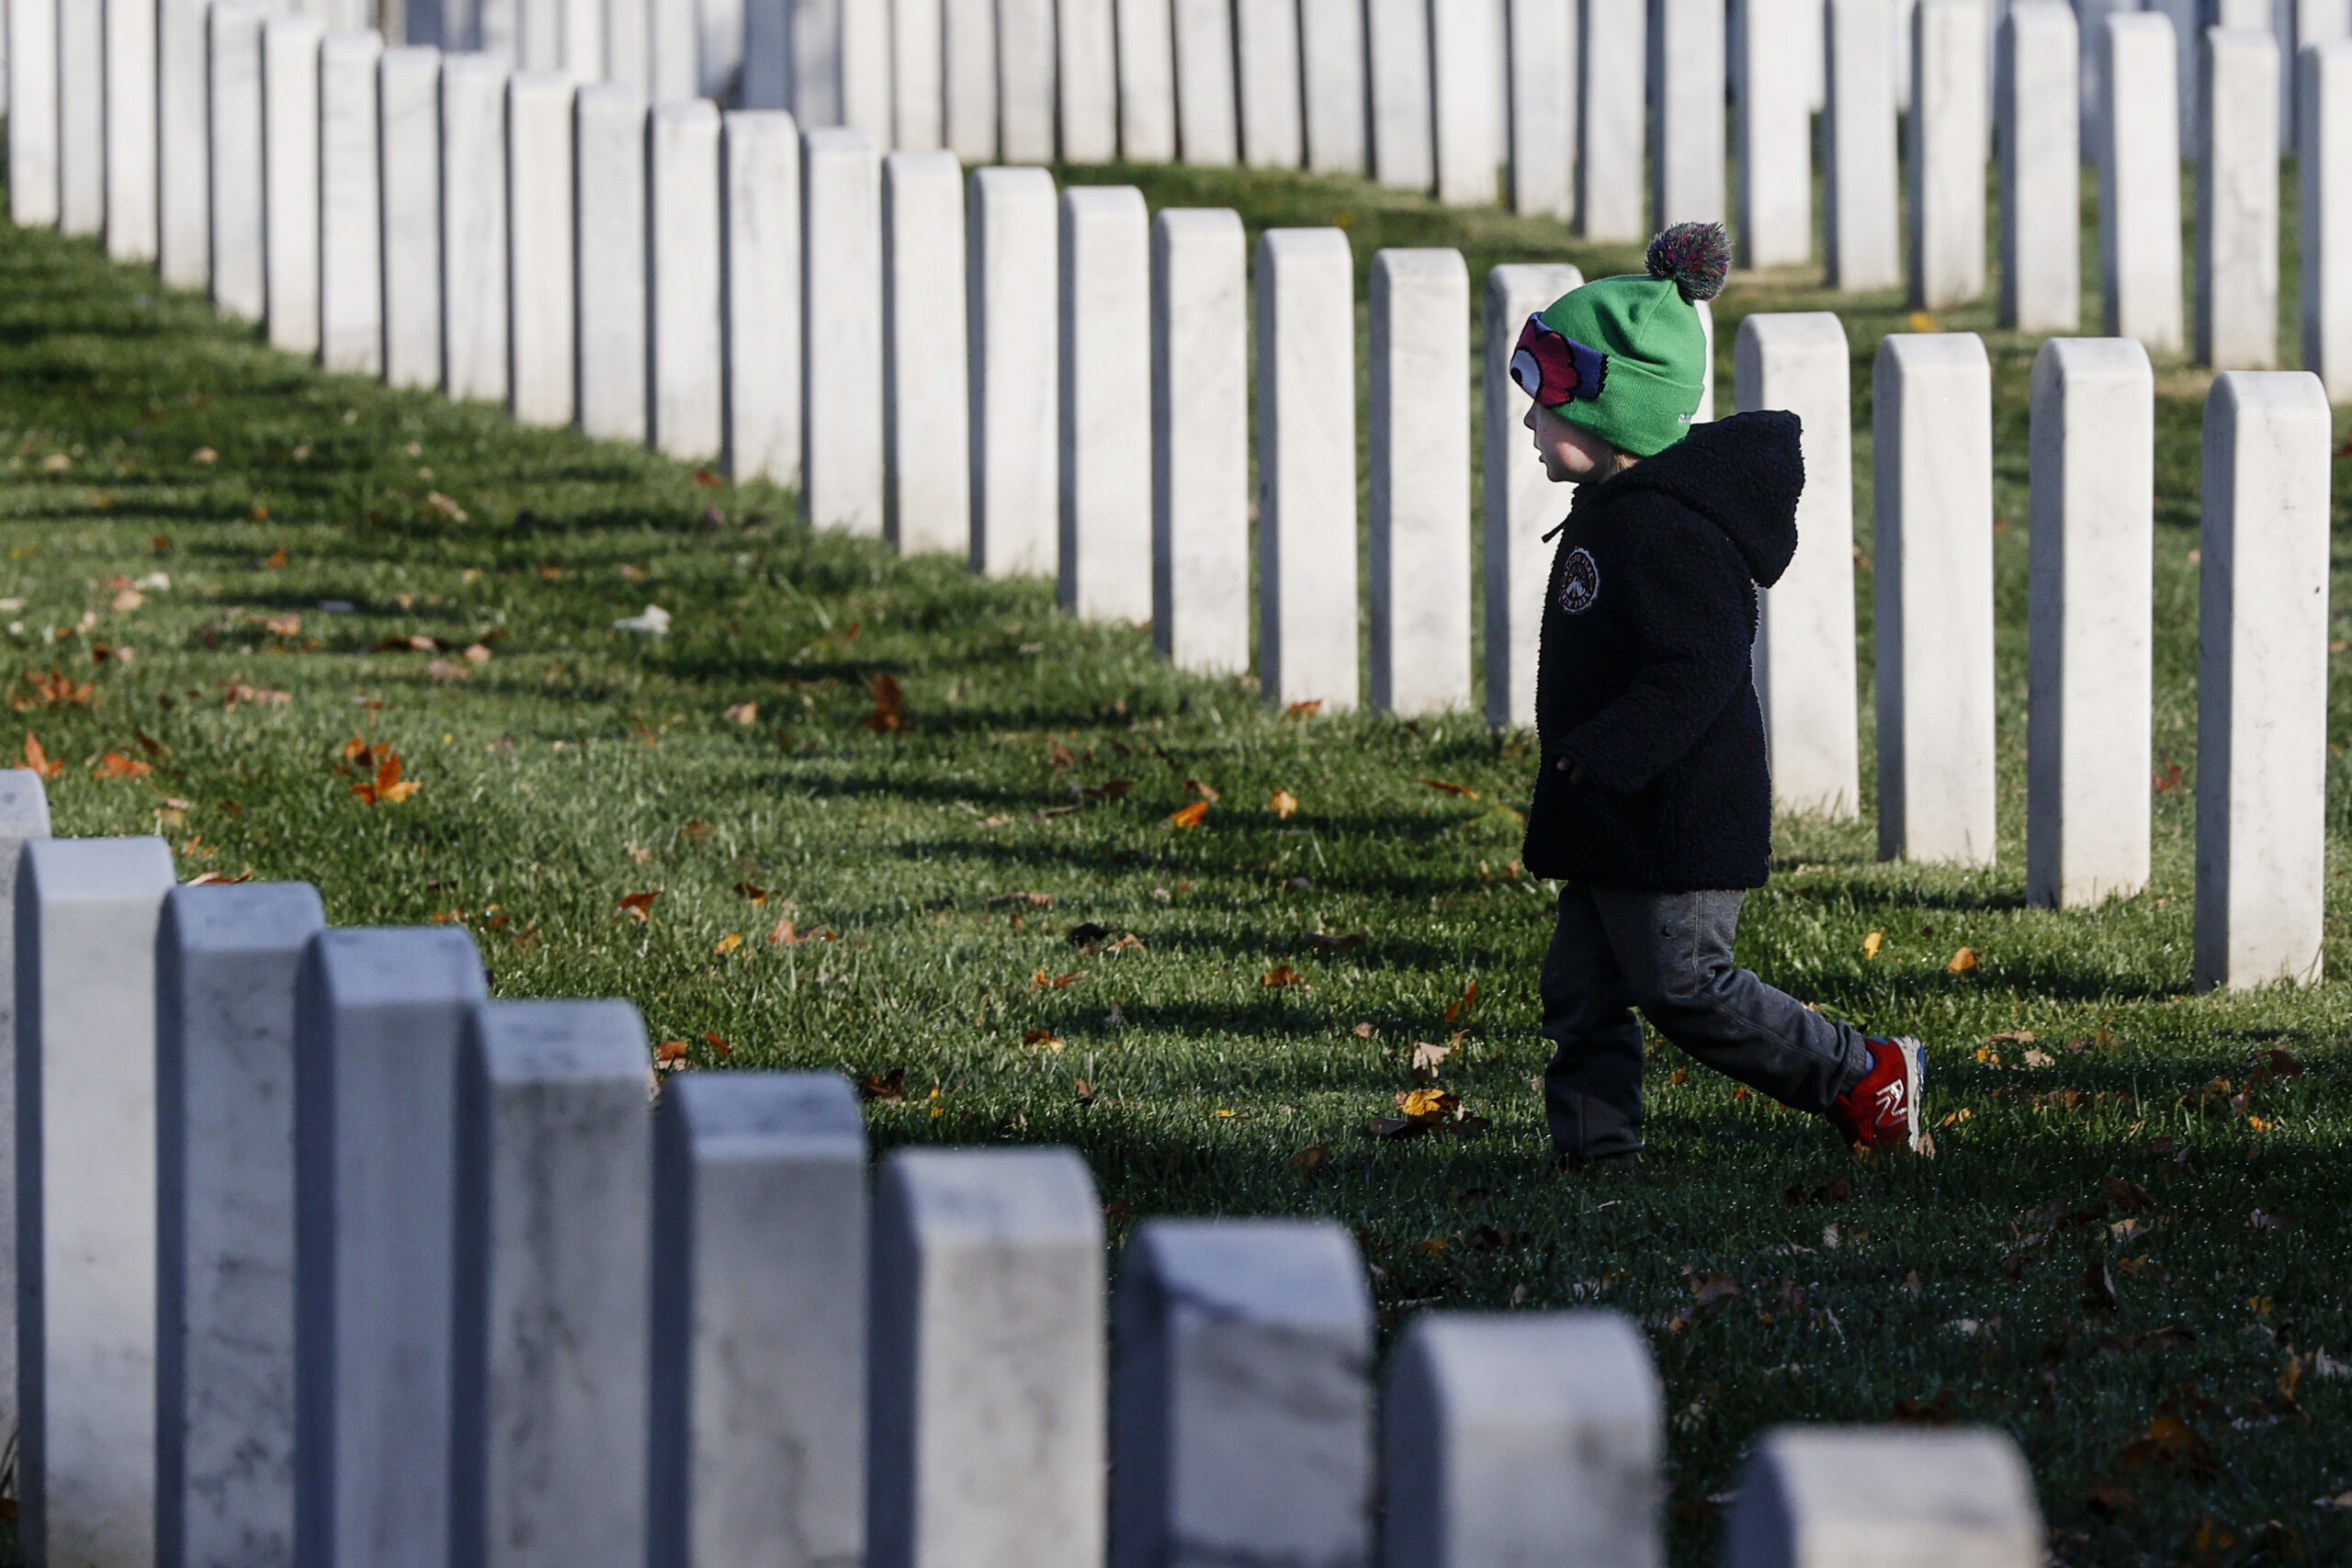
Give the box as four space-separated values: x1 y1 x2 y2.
1510 222 1728 458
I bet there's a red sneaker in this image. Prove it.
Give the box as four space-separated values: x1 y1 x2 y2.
1826 1036 1926 1153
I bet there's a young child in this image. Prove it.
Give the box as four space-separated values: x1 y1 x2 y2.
1510 222 1925 1169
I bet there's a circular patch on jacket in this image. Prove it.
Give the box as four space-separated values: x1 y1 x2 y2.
1559 547 1600 615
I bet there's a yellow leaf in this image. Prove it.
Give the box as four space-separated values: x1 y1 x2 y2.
1861 930 1883 960
1269 787 1297 818
1948 946 1978 975
713 932 743 954
1907 310 1939 333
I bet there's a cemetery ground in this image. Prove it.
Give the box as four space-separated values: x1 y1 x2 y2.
1 168 2349 1568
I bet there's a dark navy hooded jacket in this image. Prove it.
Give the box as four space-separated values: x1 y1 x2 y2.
1522 410 1804 891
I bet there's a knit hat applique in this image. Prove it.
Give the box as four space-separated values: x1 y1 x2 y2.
1515 220 1730 458
1510 315 1608 407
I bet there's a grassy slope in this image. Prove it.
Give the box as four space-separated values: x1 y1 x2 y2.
2 159 2348 1565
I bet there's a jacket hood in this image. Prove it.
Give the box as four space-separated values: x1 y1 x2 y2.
1598 410 1804 588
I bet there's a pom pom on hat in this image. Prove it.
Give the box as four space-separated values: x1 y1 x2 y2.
1645 221 1729 303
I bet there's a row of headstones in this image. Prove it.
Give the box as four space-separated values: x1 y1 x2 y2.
0 794 2055 1567
1 4 2334 991
1833 327 2330 994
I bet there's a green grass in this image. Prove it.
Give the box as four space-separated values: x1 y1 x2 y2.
4 157 2351 1567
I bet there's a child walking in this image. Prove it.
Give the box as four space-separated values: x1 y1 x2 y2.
1510 222 1925 1169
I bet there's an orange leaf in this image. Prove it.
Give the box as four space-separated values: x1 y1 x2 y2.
767 916 797 945
617 890 663 920
1415 777 1480 798
92 751 153 779
1283 700 1323 720
700 1030 732 1059
733 881 769 904
1261 964 1308 988
1269 788 1297 819
1948 946 1979 976
1443 978 1478 1021
1022 1027 1062 1049
690 468 723 490
1166 800 1209 829
1032 967 1083 989
21 734 62 780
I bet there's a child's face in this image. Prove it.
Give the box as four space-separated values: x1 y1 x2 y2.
1523 401 1618 483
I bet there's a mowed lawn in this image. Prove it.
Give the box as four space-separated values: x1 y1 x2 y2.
3 155 2350 1565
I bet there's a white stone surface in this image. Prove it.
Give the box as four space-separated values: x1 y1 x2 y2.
292 929 489 1568
262 15 325 355
1061 0 1119 162
869 1148 1104 1568
648 0 694 99
1907 0 1987 309
1651 0 1727 224
1152 208 1251 676
802 128 885 536
970 165 1061 576
1060 186 1154 623
1509 0 1576 220
1579 0 1645 237
889 0 943 148
723 110 802 487
504 72 574 427
1257 229 1360 711
1237 0 1305 168
842 0 893 142
8 0 58 225
883 149 967 553
1370 248 1473 716
1737 312 1860 820
1825 0 1901 288
1173 0 1239 164
648 100 723 462
1110 1220 1373 1568
1735 0 1811 265
103 0 158 260
2026 338 2153 909
54 0 97 234
441 53 510 403
1726 1428 2042 1568
1118 0 1178 160
1486 262 1585 730
573 81 646 441
1385 1312 1662 1568
649 1073 866 1568
16 838 175 1568
2101 13 2185 351
1367 0 1432 187
1872 333 1996 866
1300 0 1368 175
155 882 326 1568
1997 3 2080 331
2079 0 2137 159
379 47 445 389
209 5 267 323
159 0 210 284
0 773 47 1448
1434 0 1501 202
2197 28 2281 368
2195 371 2333 989
943 0 999 160
448 1001 650 1568
319 31 384 377
2300 40 2352 397
1000 0 1057 163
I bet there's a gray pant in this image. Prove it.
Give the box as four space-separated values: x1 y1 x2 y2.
1540 884 1871 1163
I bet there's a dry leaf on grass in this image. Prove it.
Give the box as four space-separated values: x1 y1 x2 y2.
712 933 742 954
1948 947 1979 976
20 734 62 781
1861 930 1883 959
723 701 759 726
1270 788 1297 818
1416 777 1480 798
1443 978 1478 1021
1166 800 1208 829
1261 964 1308 988
616 890 662 921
